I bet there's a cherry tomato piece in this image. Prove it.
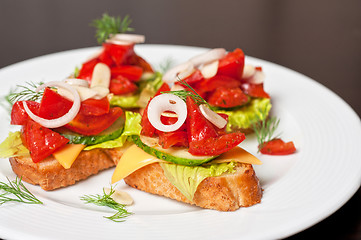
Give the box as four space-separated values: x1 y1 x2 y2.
189 132 245 156
22 120 69 163
38 88 73 120
217 48 245 80
79 97 110 116
109 76 138 95
111 65 143 81
11 101 40 125
260 138 296 155
65 107 123 136
207 87 249 108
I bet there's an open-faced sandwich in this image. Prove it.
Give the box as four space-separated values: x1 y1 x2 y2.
111 87 263 211
0 63 141 190
162 48 271 133
75 14 164 110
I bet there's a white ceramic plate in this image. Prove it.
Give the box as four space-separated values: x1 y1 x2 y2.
0 45 360 240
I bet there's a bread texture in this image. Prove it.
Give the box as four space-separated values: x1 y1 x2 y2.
124 162 262 211
9 148 123 191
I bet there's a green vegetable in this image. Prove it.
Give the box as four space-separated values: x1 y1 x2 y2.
252 110 281 152
91 13 133 44
0 177 43 205
84 111 141 150
0 131 29 158
132 135 217 166
216 98 272 131
160 162 236 201
57 116 125 145
80 185 132 222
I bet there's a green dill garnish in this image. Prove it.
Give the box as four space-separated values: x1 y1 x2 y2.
157 57 174 74
163 78 209 106
0 177 43 205
252 109 280 152
80 186 133 222
91 13 134 44
6 81 44 106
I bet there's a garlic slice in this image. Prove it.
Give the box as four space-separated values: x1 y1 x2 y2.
242 64 256 79
163 61 195 83
199 60 219 79
90 63 111 88
104 187 133 206
199 104 227 129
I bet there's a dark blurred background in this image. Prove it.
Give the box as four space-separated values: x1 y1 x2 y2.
0 0 360 239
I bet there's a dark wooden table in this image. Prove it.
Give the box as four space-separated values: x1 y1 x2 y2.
0 1 360 239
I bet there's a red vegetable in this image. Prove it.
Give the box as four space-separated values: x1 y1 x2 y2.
65 107 123 136
217 48 245 80
111 65 143 81
22 120 69 163
79 97 110 116
260 138 296 155
109 76 138 95
38 88 73 120
207 87 249 108
11 101 40 125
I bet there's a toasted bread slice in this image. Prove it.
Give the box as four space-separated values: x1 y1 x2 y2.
9 148 124 191
124 162 262 211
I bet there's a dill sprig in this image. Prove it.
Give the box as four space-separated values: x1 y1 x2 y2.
163 78 209 106
80 186 133 222
91 13 134 44
6 81 44 106
252 109 280 152
157 57 174 74
0 177 43 205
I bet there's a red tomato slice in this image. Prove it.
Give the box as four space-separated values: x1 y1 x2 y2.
38 88 73 119
65 107 123 135
158 131 189 149
98 49 114 67
260 138 296 155
103 43 134 66
182 69 204 84
109 76 138 95
22 120 69 163
242 83 270 98
217 48 245 80
126 54 154 73
155 82 171 96
111 65 143 81
207 87 249 108
78 57 100 82
186 96 218 143
11 101 40 125
194 75 241 93
79 97 110 116
189 132 245 156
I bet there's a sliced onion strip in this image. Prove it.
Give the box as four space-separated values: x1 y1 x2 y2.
248 70 265 84
242 64 256 79
109 33 145 44
199 104 227 129
23 81 81 128
189 48 226 67
162 61 195 83
65 78 89 87
147 94 187 132
199 60 219 78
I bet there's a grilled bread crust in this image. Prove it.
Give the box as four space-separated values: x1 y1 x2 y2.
124 162 262 211
9 148 123 191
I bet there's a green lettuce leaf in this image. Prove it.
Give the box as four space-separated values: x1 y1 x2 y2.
160 162 236 201
0 131 29 158
84 111 142 150
110 72 163 109
216 98 271 131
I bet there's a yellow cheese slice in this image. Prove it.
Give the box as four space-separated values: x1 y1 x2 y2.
111 144 165 184
208 146 262 165
53 144 86 169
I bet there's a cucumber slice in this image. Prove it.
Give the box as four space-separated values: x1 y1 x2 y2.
132 135 218 166
57 117 125 145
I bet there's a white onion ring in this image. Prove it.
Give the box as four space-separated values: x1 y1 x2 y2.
199 104 227 129
65 78 89 87
147 94 187 132
162 61 195 83
189 48 226 67
23 81 81 128
110 33 145 43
